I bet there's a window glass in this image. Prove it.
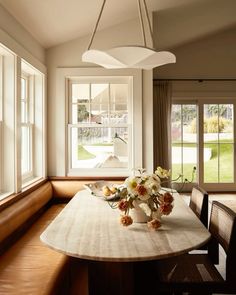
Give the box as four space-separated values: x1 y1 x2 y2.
171 104 197 182
203 104 234 183
69 81 130 172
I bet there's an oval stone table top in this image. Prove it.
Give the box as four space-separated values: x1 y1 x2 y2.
40 190 211 262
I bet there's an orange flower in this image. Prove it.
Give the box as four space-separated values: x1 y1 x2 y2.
159 203 173 215
136 185 147 196
118 200 129 212
147 218 162 230
159 192 174 204
120 215 133 226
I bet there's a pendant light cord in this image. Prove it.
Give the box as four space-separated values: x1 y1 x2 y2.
137 0 155 49
137 0 146 47
87 0 154 50
143 0 155 48
87 0 106 50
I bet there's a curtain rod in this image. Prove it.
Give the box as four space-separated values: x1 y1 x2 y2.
153 78 236 82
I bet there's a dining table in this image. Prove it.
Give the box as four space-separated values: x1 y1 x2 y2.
40 188 211 294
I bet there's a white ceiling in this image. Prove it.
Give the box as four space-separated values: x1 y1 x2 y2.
0 0 236 49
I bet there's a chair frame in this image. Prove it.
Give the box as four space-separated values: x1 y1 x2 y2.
156 201 236 295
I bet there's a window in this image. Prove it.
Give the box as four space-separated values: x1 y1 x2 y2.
21 60 45 187
68 77 134 176
0 44 16 198
203 103 234 183
171 104 198 182
171 99 235 191
21 74 33 178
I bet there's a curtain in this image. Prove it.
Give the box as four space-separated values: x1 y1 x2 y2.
153 81 172 173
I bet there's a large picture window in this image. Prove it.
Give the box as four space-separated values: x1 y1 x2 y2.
171 99 235 191
68 78 132 175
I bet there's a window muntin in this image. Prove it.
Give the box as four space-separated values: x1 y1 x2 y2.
69 79 131 173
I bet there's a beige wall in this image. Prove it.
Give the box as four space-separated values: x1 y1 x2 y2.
0 4 45 67
46 18 153 176
154 26 236 79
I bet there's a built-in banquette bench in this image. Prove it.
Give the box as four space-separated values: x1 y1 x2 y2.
0 178 123 295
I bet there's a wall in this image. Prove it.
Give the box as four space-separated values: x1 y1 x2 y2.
0 4 45 68
154 26 236 79
46 18 153 176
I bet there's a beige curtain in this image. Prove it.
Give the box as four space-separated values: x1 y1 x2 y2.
153 81 172 172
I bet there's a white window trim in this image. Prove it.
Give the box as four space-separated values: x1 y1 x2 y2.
20 61 46 188
55 67 142 177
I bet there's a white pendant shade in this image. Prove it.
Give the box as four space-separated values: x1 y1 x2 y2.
82 0 176 70
82 46 176 70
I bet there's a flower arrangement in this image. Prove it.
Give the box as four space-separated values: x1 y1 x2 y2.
110 167 174 230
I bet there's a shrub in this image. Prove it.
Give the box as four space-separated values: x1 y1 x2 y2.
189 117 231 133
205 116 228 133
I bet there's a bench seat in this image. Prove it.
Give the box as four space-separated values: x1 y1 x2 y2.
0 204 70 295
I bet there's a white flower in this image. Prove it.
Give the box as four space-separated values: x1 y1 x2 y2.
124 176 139 195
144 175 161 194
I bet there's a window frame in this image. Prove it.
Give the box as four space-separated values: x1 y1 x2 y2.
172 97 236 192
67 76 134 176
55 68 142 177
21 73 34 181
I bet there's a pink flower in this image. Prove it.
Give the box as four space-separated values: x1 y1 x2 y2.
159 192 174 204
147 218 162 230
120 215 133 226
118 200 129 212
159 203 173 215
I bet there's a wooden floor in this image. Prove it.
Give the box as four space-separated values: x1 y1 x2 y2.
181 193 236 295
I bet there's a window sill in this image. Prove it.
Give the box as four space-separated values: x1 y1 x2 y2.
0 178 48 212
22 176 43 190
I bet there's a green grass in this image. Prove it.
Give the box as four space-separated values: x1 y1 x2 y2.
89 143 113 146
172 139 234 183
78 145 96 160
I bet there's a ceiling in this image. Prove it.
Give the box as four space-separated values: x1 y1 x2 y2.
0 0 236 49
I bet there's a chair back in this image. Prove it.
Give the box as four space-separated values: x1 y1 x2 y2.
209 201 236 282
189 186 208 228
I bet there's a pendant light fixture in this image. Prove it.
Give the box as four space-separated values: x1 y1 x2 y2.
82 0 176 70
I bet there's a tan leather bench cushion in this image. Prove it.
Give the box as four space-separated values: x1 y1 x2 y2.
51 180 123 199
0 182 53 244
0 204 69 295
51 180 91 199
